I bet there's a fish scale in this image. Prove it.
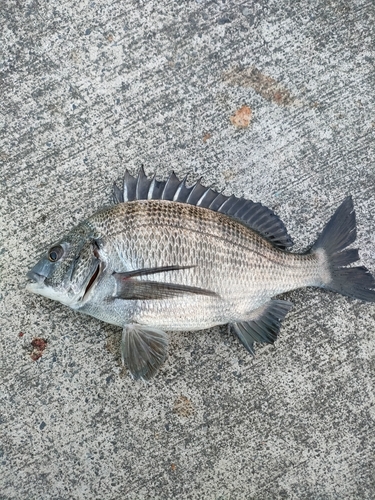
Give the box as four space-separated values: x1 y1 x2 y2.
84 200 320 329
27 170 375 380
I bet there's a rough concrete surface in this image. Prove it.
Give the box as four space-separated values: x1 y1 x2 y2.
1 0 375 498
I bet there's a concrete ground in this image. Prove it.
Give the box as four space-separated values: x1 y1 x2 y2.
1 0 375 498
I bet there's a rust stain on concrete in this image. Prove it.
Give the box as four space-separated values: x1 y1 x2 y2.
224 66 295 106
173 395 194 417
30 338 48 361
230 105 252 128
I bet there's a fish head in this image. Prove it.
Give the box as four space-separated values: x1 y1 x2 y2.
26 223 102 308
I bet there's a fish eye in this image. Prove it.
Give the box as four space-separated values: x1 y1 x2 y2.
48 245 64 262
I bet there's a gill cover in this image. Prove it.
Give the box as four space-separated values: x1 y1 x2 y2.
26 223 100 307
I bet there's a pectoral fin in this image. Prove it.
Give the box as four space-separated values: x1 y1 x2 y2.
113 266 218 300
121 324 169 381
232 300 293 354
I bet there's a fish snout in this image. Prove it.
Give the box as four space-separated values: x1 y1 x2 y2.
26 259 53 283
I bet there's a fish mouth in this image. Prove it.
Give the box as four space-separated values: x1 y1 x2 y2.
26 258 53 289
26 271 46 292
27 270 45 284
82 263 100 301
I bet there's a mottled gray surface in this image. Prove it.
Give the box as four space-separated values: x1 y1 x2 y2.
1 0 375 498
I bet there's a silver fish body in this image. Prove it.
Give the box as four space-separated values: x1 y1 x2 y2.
27 170 375 380
79 201 319 329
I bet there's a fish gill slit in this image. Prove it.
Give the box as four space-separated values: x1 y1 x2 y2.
84 264 100 298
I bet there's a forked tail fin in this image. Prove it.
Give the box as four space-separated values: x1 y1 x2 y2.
312 196 375 302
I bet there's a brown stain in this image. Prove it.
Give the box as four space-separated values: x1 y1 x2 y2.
223 170 236 181
105 332 121 356
203 132 212 143
224 66 295 106
173 395 194 417
30 338 47 361
18 332 24 337
230 105 252 128
171 463 177 471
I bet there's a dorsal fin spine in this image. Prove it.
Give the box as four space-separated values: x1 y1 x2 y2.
147 175 157 200
173 178 186 201
186 178 203 203
217 194 236 212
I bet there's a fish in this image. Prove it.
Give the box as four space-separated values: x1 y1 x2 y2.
26 169 375 380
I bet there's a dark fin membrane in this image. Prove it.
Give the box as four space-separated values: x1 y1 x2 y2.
162 171 181 200
232 300 293 354
312 196 375 302
123 169 138 201
113 265 219 300
113 169 293 249
121 324 168 380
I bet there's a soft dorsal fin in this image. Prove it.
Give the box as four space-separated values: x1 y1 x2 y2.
113 168 293 249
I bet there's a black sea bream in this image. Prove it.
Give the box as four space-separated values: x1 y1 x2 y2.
27 169 375 380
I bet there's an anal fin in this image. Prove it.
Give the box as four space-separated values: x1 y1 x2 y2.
121 324 169 381
232 300 293 354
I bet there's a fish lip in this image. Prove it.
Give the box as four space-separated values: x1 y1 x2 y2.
26 270 45 285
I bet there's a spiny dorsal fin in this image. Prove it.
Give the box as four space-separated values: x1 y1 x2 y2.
113 168 293 249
